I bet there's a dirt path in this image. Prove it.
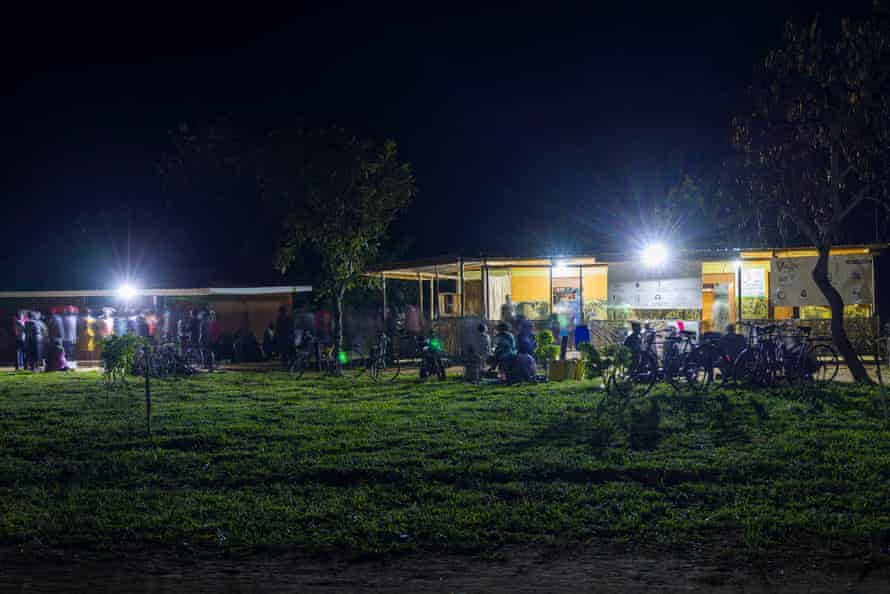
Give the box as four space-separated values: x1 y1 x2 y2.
2 548 887 593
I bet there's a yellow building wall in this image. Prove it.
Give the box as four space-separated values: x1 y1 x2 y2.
582 266 608 320
510 268 550 303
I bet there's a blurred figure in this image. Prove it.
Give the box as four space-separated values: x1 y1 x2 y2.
62 305 79 362
45 339 70 372
188 310 201 353
200 308 214 371
13 311 27 371
500 294 515 324
100 307 114 338
25 311 46 371
515 317 536 356
263 323 275 361
161 308 173 343
136 311 149 338
275 306 294 368
491 322 516 378
49 307 64 344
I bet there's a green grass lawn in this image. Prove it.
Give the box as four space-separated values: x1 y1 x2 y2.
1 370 889 560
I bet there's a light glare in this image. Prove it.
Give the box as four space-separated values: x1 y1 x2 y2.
642 243 668 267
118 283 138 300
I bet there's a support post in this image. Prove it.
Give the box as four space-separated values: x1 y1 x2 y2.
458 258 465 318
578 265 584 325
434 266 440 320
418 273 423 320
430 269 435 321
737 262 743 325
381 273 387 318
482 259 489 322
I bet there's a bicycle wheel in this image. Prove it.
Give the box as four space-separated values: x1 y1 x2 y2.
732 348 762 386
684 350 714 392
628 350 658 396
370 354 400 382
804 344 839 385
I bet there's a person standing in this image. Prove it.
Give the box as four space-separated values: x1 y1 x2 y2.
501 295 516 324
188 310 201 353
62 306 79 362
275 306 294 368
200 309 214 371
49 307 64 344
26 311 47 371
14 311 27 371
263 323 275 361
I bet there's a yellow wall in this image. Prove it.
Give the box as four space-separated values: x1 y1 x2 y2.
582 266 608 300
510 268 550 303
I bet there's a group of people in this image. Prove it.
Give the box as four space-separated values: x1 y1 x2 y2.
265 306 334 366
13 307 80 372
466 317 538 384
12 306 221 372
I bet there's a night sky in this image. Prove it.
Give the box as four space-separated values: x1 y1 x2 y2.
0 2 870 290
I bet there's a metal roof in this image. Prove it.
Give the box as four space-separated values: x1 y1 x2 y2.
0 286 312 299
369 243 889 275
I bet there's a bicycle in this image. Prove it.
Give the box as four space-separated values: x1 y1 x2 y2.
733 322 839 387
782 326 839 385
609 325 713 397
288 335 343 378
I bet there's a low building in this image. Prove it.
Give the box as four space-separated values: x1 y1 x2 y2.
369 244 886 354
0 285 311 365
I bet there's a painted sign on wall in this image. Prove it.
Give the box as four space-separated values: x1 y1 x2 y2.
608 261 703 310
772 256 873 307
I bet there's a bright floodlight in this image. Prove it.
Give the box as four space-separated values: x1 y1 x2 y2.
117 283 138 300
642 243 668 267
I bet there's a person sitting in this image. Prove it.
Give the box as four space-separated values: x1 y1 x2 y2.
505 351 536 384
718 324 747 362
491 322 516 379
515 318 536 357
45 339 70 372
465 324 491 382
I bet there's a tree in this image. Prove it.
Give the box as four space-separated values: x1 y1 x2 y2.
731 8 890 382
261 127 416 350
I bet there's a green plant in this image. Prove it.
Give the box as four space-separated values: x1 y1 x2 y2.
600 344 634 398
534 331 559 366
101 335 145 387
577 342 604 379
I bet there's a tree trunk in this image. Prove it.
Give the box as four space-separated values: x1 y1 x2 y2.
336 289 345 352
812 247 871 383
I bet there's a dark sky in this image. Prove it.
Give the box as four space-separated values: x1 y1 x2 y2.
0 1 869 290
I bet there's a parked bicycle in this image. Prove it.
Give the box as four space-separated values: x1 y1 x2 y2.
617 324 716 396
289 333 342 378
732 322 839 386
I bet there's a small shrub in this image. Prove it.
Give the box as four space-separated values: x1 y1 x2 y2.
577 342 604 379
101 335 145 387
534 331 559 367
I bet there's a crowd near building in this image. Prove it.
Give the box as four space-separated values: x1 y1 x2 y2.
0 286 310 368
369 244 887 355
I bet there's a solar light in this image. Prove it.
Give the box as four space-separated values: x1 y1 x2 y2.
641 243 668 268
337 350 348 365
117 283 138 300
429 337 442 351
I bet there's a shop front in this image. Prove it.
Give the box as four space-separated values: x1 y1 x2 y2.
369 244 883 354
